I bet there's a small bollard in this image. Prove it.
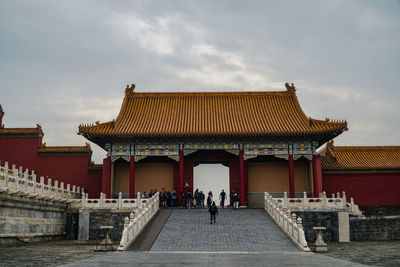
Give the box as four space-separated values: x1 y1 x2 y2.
313 226 328 252
95 226 114 252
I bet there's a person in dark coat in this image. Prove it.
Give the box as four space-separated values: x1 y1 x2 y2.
209 201 218 224
207 193 212 210
233 193 240 210
219 189 227 208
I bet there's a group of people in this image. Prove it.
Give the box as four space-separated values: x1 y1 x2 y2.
140 188 241 213
142 188 240 224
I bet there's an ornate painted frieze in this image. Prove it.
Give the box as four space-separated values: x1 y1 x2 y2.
292 141 312 155
106 141 316 162
293 141 313 160
183 143 239 150
105 143 111 156
135 144 179 157
244 142 289 157
312 141 319 154
111 144 131 162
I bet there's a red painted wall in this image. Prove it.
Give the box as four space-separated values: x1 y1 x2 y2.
322 172 400 206
0 136 102 197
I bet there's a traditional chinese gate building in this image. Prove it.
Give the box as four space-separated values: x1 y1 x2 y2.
78 83 347 206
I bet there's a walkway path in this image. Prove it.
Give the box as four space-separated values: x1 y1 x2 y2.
128 209 172 251
151 208 298 252
60 208 366 266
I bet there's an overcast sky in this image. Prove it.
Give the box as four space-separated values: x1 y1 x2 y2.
0 0 399 163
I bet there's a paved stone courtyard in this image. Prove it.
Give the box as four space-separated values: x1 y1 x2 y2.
151 208 298 252
1 209 400 266
62 251 365 267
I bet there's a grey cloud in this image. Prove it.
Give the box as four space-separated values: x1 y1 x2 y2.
0 0 399 163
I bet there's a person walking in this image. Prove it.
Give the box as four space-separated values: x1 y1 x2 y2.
171 190 177 207
229 190 235 207
207 193 212 210
200 191 205 208
180 190 186 208
187 191 193 209
219 189 227 208
209 201 218 224
233 193 240 210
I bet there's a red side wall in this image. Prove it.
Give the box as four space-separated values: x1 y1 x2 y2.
0 136 102 197
322 172 400 206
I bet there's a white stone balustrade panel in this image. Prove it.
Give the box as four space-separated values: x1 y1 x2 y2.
118 193 160 251
264 192 311 252
0 161 82 201
272 191 362 216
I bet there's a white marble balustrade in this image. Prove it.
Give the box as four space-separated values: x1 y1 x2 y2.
78 192 149 210
118 193 160 250
274 191 362 216
0 161 82 200
264 192 311 252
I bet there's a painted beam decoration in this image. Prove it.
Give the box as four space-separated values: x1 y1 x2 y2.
183 143 239 150
111 144 131 162
106 141 317 162
135 144 179 161
292 141 313 160
244 142 314 160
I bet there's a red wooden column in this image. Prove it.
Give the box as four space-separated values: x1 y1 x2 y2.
129 156 135 198
102 156 112 198
239 149 245 206
179 149 184 193
288 154 295 198
312 154 322 197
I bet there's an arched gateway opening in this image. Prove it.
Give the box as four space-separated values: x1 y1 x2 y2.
194 164 230 207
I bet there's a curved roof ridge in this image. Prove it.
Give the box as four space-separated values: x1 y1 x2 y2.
333 145 400 150
0 124 44 137
126 90 292 97
38 142 92 153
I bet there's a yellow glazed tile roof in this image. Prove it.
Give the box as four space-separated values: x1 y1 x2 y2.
38 143 92 154
0 124 44 137
320 141 400 170
78 84 348 137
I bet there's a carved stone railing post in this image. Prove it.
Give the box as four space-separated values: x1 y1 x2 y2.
118 192 123 209
342 191 346 208
137 192 142 209
283 191 288 208
4 162 9 187
322 191 327 208
81 191 86 206
291 213 297 235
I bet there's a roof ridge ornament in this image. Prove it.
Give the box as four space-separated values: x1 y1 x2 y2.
125 83 135 95
327 140 337 160
285 82 296 93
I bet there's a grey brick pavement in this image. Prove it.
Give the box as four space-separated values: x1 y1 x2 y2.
61 251 366 267
150 208 299 252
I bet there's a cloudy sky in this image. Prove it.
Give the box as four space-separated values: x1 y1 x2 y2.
0 0 399 163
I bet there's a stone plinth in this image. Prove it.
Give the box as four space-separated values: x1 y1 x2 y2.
313 226 328 252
